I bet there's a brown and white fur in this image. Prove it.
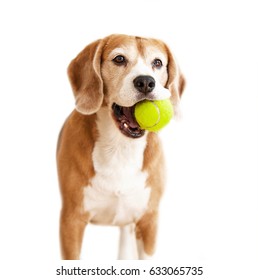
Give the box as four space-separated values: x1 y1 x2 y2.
57 34 185 260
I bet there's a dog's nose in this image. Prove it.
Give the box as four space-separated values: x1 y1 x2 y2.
133 75 155 94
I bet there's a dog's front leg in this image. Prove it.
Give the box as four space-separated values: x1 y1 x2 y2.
136 211 158 260
60 208 88 260
118 224 138 260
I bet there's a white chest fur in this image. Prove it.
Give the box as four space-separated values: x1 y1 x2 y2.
83 107 150 226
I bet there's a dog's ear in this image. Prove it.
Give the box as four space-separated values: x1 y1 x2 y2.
165 45 186 118
68 39 105 115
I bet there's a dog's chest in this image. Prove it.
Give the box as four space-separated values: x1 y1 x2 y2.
83 109 150 226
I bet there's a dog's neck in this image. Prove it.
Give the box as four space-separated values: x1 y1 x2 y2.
93 106 147 173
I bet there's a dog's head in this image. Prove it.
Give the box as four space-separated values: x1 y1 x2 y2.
68 34 185 138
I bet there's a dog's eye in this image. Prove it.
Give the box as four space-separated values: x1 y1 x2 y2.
152 58 163 69
113 55 126 65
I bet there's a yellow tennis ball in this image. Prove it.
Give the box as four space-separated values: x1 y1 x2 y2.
134 99 174 132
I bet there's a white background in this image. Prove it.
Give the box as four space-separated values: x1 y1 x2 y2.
0 0 257 279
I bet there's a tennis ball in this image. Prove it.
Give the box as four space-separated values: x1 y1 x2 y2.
134 99 174 132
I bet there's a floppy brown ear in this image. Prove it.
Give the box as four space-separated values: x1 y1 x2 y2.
165 45 186 117
67 39 104 115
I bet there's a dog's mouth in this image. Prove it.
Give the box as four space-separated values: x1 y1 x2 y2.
112 103 145 138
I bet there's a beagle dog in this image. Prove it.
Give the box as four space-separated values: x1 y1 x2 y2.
57 34 185 260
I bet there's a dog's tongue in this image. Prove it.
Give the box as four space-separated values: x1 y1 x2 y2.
123 106 139 128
